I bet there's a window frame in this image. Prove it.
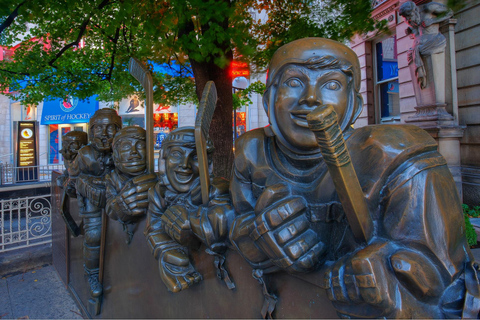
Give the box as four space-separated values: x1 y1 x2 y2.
373 36 401 124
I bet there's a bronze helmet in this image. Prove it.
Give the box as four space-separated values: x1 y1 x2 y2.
112 126 146 149
161 127 214 154
88 108 122 140
263 38 363 148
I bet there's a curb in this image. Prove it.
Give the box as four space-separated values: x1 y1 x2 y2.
0 243 52 277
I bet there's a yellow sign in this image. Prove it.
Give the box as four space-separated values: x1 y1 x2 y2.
17 122 37 168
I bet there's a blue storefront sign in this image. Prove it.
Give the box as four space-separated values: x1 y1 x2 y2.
41 96 99 125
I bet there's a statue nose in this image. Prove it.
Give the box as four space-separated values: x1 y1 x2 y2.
180 156 190 168
299 85 321 107
130 145 139 156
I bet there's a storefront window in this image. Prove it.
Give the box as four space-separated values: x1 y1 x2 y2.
154 112 178 131
234 111 246 138
48 124 87 164
375 36 400 123
153 112 178 150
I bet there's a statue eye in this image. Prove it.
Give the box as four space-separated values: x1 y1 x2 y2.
285 78 303 88
170 150 182 159
137 141 146 150
120 141 132 151
106 124 116 136
324 81 341 91
192 155 198 162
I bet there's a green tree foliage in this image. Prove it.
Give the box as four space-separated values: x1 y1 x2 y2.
0 0 381 177
463 204 480 247
233 80 265 110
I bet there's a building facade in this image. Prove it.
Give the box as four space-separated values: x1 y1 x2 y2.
350 0 480 205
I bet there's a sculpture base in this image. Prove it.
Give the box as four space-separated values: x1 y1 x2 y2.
405 103 454 129
50 173 339 319
88 297 101 316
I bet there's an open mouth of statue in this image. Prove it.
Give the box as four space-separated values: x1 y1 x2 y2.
174 170 193 183
290 111 310 128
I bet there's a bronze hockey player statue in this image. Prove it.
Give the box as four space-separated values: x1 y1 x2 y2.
105 126 157 243
229 38 480 318
145 127 234 293
69 108 122 314
57 130 88 236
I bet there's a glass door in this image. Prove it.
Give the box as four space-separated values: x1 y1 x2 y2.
50 123 87 164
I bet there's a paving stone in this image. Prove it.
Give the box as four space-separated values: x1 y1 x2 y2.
0 277 13 319
6 265 82 319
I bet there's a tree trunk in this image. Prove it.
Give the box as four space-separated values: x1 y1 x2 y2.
190 58 234 180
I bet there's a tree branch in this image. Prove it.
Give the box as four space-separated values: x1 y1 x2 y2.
106 27 120 82
93 23 118 42
48 0 111 67
0 68 30 76
122 22 131 55
0 0 27 36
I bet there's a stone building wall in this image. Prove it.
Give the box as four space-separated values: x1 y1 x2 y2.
455 0 480 205
349 0 480 203
0 95 12 163
249 73 269 130
455 1 480 166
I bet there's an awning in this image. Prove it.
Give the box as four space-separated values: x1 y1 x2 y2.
41 97 99 125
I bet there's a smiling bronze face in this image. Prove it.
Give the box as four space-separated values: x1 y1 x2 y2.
165 145 199 193
274 65 349 151
112 126 147 176
263 38 363 155
114 137 147 176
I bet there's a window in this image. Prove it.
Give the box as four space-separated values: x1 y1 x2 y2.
374 36 400 123
49 124 87 164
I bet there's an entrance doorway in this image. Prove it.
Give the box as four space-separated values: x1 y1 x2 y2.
49 123 87 164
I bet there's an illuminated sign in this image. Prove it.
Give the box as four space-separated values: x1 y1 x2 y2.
231 62 248 68
230 61 250 78
16 121 38 181
41 97 99 125
231 70 250 77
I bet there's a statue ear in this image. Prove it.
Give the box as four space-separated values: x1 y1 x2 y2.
158 149 166 176
112 148 119 163
262 89 269 115
353 92 364 122
262 86 276 119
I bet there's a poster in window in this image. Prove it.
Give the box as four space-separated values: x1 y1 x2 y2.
118 96 145 115
49 125 59 164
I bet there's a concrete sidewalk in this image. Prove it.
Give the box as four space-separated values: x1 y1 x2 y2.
0 265 83 319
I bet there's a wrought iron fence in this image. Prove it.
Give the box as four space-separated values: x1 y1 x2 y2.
0 163 64 185
0 194 52 253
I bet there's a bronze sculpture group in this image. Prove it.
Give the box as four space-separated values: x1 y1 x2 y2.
59 37 480 319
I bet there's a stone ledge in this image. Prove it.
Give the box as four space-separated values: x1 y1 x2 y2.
0 243 52 277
